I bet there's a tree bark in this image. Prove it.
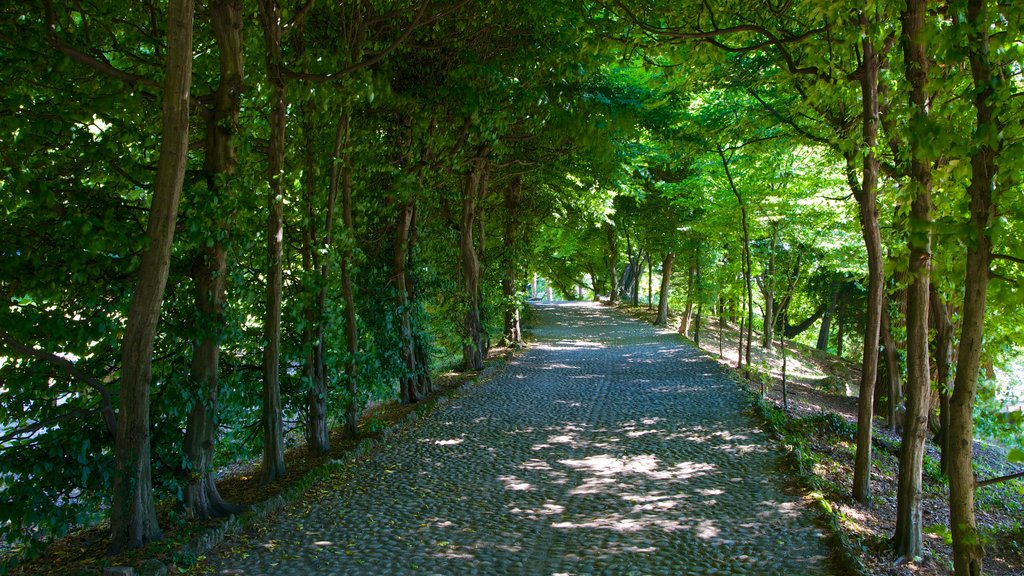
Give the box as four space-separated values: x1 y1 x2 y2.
110 0 193 552
949 2 998 572
502 176 524 345
460 156 487 372
258 0 285 484
760 229 777 349
336 114 359 437
394 200 422 403
893 0 933 557
605 223 617 303
299 113 328 456
930 287 953 474
183 0 244 520
881 300 903 431
851 18 886 503
679 254 696 336
654 252 675 326
719 145 753 371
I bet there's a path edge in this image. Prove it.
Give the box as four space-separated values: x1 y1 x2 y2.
148 356 518 575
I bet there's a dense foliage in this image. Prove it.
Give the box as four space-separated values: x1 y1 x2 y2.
0 0 1021 574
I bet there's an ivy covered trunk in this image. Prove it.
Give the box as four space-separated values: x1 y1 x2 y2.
850 18 885 502
893 0 932 557
655 252 674 326
110 0 194 552
258 0 285 484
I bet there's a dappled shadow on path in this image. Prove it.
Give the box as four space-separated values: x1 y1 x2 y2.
205 301 828 576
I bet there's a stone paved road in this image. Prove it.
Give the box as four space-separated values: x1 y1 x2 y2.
200 302 831 575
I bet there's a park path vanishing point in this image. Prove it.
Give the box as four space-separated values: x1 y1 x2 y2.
200 302 831 576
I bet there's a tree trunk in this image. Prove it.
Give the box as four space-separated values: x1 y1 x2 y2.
647 256 653 310
460 157 487 372
719 146 754 371
258 0 286 485
502 176 524 345
760 230 777 349
407 204 433 399
300 100 329 456
394 200 422 403
781 310 789 410
882 301 903 432
930 287 953 474
786 300 827 339
679 253 696 336
817 279 840 351
949 2 997 571
110 0 193 552
736 314 745 371
654 252 675 326
893 0 934 557
851 19 886 503
184 249 243 519
183 0 244 519
605 224 617 303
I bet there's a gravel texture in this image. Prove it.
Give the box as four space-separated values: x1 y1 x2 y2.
198 302 831 575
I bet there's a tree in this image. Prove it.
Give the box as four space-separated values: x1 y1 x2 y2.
110 0 194 551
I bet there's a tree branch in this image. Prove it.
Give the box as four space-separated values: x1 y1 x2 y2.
44 0 160 90
0 328 117 437
977 470 1024 488
992 253 1024 265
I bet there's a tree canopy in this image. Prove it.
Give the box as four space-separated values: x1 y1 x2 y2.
0 0 1022 574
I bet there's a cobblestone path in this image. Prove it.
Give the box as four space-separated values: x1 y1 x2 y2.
201 302 831 575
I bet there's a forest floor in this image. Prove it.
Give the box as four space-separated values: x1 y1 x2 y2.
3 346 521 576
620 302 1024 576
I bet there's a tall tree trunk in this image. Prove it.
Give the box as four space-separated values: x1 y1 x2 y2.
893 0 933 557
851 18 886 502
679 255 696 336
502 176 524 345
300 104 328 456
605 224 617 303
258 0 285 484
654 252 675 326
647 256 653 310
949 2 998 572
332 114 358 437
719 146 754 371
407 204 433 399
183 0 244 519
460 156 487 372
760 230 777 349
394 200 422 403
882 301 903 431
930 287 953 474
110 0 194 552
293 21 329 456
